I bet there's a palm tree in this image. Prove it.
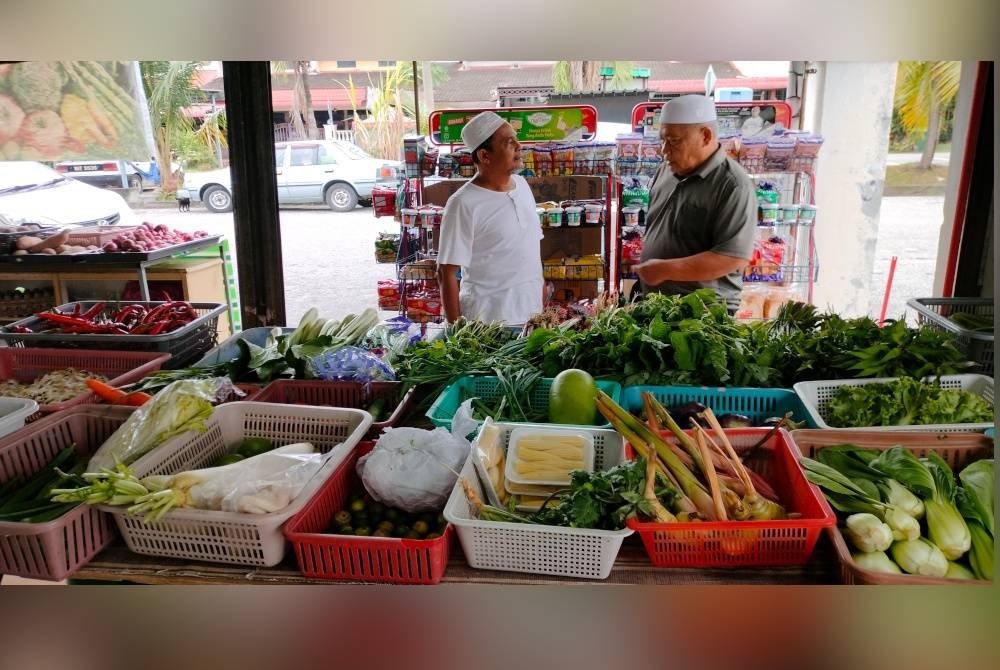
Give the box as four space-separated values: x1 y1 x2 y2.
552 61 634 93
894 61 961 169
140 61 217 193
271 61 318 139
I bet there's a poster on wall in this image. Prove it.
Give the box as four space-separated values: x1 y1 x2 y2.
631 101 793 139
0 61 152 162
430 106 598 145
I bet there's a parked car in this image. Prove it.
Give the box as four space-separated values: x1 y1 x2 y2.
179 140 401 213
52 158 182 191
0 160 138 227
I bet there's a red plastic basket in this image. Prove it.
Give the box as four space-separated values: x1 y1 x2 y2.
249 380 414 440
0 348 171 420
283 441 452 584
0 405 135 581
625 428 836 567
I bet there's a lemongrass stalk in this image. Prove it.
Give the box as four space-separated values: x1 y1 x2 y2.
694 427 728 521
644 392 705 472
694 423 781 502
596 391 717 520
644 454 676 523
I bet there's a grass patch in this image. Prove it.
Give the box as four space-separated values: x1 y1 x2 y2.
885 163 950 188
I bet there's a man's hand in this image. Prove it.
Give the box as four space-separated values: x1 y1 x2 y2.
634 258 670 285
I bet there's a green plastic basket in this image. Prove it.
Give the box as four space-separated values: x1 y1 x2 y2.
426 375 622 430
621 385 817 428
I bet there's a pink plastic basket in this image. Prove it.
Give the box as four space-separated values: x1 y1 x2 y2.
0 347 171 420
0 406 135 581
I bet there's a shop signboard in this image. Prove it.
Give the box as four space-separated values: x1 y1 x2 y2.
631 101 793 139
429 106 598 145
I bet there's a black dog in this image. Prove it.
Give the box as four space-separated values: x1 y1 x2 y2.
177 194 191 212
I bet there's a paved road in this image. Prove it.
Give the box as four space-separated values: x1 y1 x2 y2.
885 151 950 166
133 195 944 328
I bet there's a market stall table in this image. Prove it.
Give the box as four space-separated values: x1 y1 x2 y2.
70 534 841 585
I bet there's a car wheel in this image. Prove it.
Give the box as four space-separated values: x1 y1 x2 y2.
203 185 233 213
128 175 142 190
326 183 358 212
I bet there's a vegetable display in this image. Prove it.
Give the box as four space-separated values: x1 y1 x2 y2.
327 496 447 539
801 445 993 580
12 300 200 336
0 445 87 523
824 377 993 428
0 368 108 405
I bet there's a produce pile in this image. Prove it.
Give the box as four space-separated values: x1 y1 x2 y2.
9 300 202 336
802 447 993 580
825 377 993 428
0 368 107 405
0 446 87 523
100 222 211 253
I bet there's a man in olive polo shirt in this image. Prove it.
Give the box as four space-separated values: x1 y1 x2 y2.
634 95 756 312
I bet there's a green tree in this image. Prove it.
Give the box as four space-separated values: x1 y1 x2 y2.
552 61 634 93
140 61 223 193
894 61 961 168
271 61 318 139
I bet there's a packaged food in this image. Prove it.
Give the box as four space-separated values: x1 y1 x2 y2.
794 134 825 157
718 131 741 159
564 206 583 227
437 153 456 178
551 144 575 175
621 206 641 226
734 285 767 320
763 286 797 319
520 146 536 176
591 142 616 173
534 146 553 176
573 143 595 175
798 204 818 223
759 202 779 225
584 203 603 225
546 207 564 227
616 133 642 160
421 146 439 177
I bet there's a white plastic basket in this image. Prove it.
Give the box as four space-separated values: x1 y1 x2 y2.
103 401 372 567
792 374 994 433
444 421 632 580
0 397 39 438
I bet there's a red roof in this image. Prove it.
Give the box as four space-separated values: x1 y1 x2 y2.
649 76 788 94
183 87 367 118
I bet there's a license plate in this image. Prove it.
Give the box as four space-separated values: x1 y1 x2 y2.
72 165 101 172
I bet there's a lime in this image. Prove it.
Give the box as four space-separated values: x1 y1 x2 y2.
548 368 598 425
236 437 274 458
215 453 245 466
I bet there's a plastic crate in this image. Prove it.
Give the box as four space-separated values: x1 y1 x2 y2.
0 397 39 438
195 326 294 367
283 441 452 584
444 422 632 580
621 384 817 428
0 348 171 420
0 406 134 580
791 428 993 585
625 427 835 567
908 297 993 375
0 301 226 369
64 225 138 248
792 374 994 433
102 401 372 567
250 380 414 440
427 375 623 431
0 225 60 254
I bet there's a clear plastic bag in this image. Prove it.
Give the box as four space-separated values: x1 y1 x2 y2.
307 346 396 382
356 400 474 512
88 377 235 472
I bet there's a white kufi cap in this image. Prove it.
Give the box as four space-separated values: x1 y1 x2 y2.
660 94 717 124
462 111 506 151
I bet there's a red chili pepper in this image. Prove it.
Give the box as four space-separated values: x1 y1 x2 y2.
113 304 143 322
81 301 106 320
147 321 170 335
35 312 97 328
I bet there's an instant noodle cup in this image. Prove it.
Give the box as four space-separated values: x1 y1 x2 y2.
565 206 583 226
779 203 800 224
419 209 436 228
536 207 547 227
401 208 419 227
759 202 779 225
546 207 564 227
584 203 603 224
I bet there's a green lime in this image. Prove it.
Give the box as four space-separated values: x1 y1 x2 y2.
236 437 274 458
215 453 245 466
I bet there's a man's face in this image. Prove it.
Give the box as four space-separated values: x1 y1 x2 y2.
659 123 708 177
483 123 523 173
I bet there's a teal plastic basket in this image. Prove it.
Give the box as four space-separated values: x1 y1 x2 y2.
621 385 817 428
426 375 622 430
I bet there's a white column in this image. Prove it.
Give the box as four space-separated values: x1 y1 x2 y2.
806 61 897 317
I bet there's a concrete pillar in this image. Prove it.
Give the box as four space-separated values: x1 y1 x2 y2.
805 62 897 317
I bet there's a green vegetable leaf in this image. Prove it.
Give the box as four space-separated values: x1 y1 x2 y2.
958 459 994 535
869 446 935 499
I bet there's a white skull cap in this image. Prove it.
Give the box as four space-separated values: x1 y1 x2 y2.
660 95 717 124
461 111 507 151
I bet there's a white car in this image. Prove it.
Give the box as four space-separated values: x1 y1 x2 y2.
0 161 138 227
179 139 401 213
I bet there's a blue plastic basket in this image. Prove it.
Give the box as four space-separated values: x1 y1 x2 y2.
621 384 817 428
426 374 622 431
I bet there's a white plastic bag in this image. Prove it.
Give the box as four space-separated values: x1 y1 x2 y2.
357 402 474 512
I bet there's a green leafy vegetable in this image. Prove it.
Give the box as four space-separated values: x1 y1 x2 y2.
825 378 993 428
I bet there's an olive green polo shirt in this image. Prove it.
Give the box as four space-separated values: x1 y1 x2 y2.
639 145 756 310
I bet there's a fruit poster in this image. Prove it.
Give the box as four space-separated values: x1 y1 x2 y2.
0 61 152 162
